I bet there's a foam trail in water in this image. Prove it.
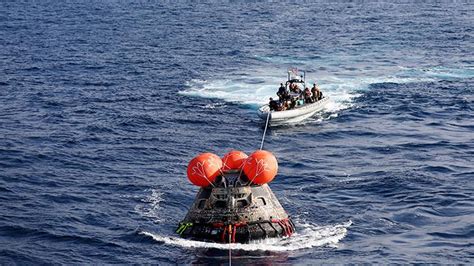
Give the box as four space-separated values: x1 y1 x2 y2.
397 66 474 80
179 66 473 115
141 220 351 252
181 74 419 113
134 189 164 223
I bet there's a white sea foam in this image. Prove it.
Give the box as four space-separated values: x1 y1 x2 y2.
180 74 402 114
140 220 352 252
179 65 473 117
397 66 474 80
135 189 164 223
201 102 227 109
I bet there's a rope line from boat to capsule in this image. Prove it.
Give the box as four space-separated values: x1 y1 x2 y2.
234 110 271 187
260 110 271 150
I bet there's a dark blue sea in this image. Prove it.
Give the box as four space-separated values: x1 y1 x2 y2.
1 1 473 264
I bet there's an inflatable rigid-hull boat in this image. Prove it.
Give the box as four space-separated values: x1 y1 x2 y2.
258 96 329 126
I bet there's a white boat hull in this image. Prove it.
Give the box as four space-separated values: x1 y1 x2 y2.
258 97 329 126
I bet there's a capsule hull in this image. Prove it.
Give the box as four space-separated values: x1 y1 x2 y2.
176 183 295 243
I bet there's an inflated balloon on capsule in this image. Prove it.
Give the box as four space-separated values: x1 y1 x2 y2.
187 153 222 187
221 150 248 171
243 150 278 185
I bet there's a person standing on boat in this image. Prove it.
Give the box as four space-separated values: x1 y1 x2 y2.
277 83 290 102
290 83 301 94
278 83 285 92
289 82 295 93
311 83 321 102
304 87 313 103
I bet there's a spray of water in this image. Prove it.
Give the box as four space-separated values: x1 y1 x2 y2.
140 220 352 252
134 189 164 223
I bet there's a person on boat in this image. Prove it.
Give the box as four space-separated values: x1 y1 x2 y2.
304 87 313 103
269 97 280 111
289 82 295 93
277 83 290 102
278 83 285 92
311 83 321 102
289 98 297 109
290 83 301 94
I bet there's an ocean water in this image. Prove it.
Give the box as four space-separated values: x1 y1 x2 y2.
1 1 473 264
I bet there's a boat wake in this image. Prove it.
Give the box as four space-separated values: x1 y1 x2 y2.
179 66 474 116
140 220 351 252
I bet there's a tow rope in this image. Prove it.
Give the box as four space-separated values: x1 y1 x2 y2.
228 224 232 266
260 110 271 150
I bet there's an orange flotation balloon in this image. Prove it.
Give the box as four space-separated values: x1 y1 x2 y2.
221 150 248 171
243 150 278 185
187 153 223 187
